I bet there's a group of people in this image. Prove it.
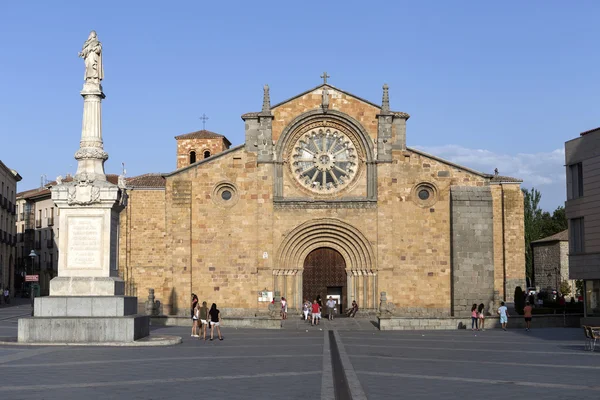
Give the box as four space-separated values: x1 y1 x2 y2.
299 296 359 325
191 293 223 341
470 301 533 332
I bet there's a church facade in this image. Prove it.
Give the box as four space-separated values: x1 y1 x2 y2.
118 81 525 318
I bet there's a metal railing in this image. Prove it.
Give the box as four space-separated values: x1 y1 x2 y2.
46 239 53 248
47 217 54 226
35 219 42 228
34 240 41 250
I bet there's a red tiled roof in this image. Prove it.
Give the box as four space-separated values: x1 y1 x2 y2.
17 174 119 199
488 175 523 183
174 130 232 145
126 173 165 188
531 229 568 244
580 127 600 136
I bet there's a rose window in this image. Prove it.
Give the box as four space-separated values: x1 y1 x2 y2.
291 129 357 192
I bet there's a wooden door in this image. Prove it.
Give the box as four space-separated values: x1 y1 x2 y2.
303 248 346 313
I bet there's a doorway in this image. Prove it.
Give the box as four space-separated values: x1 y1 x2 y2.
303 248 347 314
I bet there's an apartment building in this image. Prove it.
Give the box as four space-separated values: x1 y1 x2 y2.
565 127 600 325
15 174 119 296
0 160 21 300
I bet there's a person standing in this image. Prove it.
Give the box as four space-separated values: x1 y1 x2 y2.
281 297 287 320
498 301 509 331
191 302 200 337
190 293 199 337
302 299 310 322
523 301 533 332
326 296 336 321
311 299 320 326
209 303 223 341
470 304 479 331
199 301 209 340
477 303 485 331
3 288 8 305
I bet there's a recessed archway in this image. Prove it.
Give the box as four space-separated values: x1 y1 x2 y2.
303 247 347 314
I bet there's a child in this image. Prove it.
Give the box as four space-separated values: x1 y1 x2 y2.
477 303 485 331
302 299 310 321
498 301 509 331
471 304 478 331
523 301 533 331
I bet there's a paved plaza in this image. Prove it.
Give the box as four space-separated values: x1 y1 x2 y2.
0 304 598 399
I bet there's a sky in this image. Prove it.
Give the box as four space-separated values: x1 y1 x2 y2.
1 1 598 211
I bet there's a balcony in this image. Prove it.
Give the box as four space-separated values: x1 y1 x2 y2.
11 235 16 246
46 239 53 248
0 230 4 243
9 202 14 215
17 233 23 242
34 240 41 250
35 219 42 229
46 261 53 270
0 197 6 209
7 234 11 245
47 217 54 226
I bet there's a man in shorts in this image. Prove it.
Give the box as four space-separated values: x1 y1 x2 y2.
326 296 336 321
498 301 509 331
311 299 321 326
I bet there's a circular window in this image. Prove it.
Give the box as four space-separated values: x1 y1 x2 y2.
412 182 438 207
290 129 358 193
212 182 238 207
221 190 232 201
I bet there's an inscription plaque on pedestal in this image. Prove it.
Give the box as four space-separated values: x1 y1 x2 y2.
67 216 102 269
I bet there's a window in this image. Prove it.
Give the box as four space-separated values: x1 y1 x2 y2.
189 151 196 164
568 162 583 199
570 217 585 254
203 150 211 159
585 280 600 316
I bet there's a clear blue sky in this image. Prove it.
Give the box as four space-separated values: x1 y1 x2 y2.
1 1 598 211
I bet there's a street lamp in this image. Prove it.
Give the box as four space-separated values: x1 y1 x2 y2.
28 250 37 275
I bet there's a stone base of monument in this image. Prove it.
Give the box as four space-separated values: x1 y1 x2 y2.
18 296 150 343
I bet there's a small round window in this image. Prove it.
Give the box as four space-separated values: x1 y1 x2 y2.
221 190 232 201
212 182 238 207
412 182 438 207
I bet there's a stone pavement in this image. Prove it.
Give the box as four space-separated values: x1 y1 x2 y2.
0 303 598 400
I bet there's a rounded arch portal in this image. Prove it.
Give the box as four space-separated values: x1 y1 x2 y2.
274 218 377 311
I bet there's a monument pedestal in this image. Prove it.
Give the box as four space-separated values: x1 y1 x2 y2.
18 295 149 343
17 31 152 344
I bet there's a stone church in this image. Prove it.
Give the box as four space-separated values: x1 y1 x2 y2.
119 80 525 318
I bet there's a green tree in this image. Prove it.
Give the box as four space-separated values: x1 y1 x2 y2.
559 280 572 297
523 189 568 282
524 188 543 280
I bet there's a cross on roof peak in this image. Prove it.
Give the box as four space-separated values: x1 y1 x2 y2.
320 71 330 84
199 113 209 130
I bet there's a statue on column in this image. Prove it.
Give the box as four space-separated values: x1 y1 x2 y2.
79 31 104 82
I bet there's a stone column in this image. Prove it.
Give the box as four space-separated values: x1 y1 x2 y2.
19 32 149 344
347 272 352 309
297 270 303 310
363 272 368 309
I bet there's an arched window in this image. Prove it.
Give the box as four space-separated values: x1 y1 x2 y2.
203 150 211 159
189 151 196 164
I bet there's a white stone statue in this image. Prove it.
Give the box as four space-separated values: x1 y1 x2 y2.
79 31 104 82
56 175 63 185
